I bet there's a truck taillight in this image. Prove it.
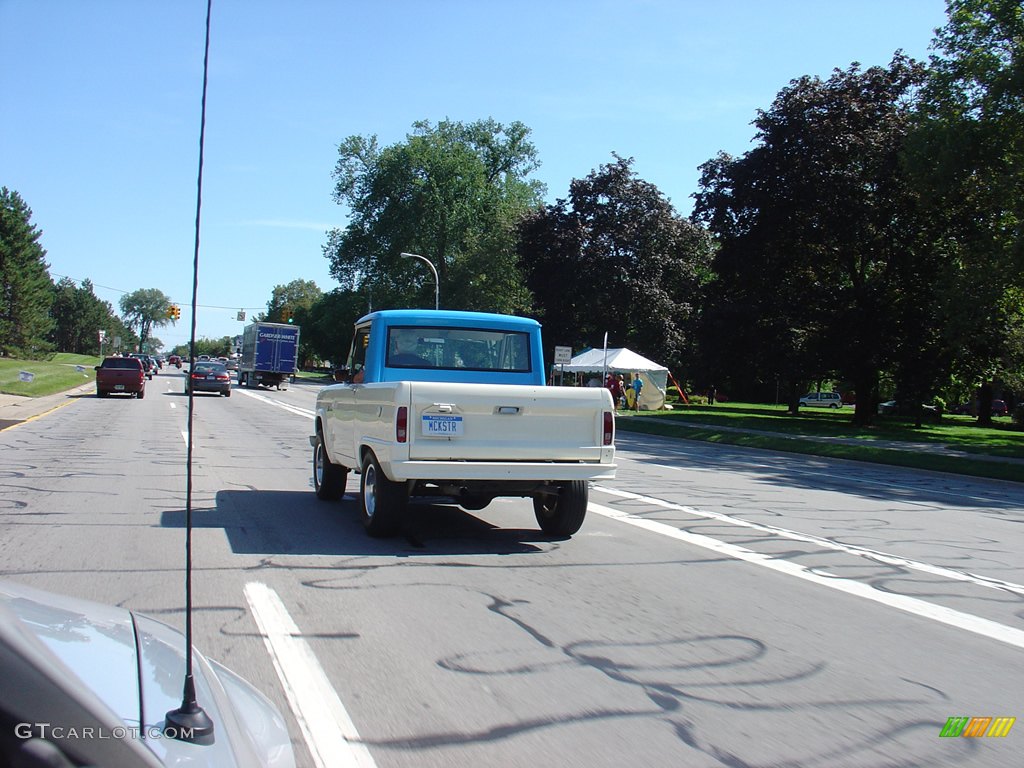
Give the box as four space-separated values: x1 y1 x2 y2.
396 406 408 443
603 411 614 445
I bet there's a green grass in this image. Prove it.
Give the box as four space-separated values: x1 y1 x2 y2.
616 402 1024 482
0 355 100 397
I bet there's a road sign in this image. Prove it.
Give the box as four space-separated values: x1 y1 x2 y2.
553 346 572 365
98 330 106 342
237 310 246 321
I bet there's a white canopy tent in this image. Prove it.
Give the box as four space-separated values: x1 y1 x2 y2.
554 347 669 410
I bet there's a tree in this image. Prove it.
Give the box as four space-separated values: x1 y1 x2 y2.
909 0 1024 424
0 187 54 358
325 118 544 315
264 279 322 324
301 288 366 368
262 279 323 367
50 278 124 355
119 288 174 352
518 156 713 373
693 55 929 424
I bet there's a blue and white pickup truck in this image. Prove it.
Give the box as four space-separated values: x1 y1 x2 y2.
310 310 616 538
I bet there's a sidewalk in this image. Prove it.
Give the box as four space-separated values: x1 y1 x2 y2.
0 382 96 430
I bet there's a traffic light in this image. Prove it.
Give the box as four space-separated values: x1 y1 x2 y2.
168 305 181 320
166 305 176 319
281 308 292 323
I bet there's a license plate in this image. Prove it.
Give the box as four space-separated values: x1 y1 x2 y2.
207 375 218 380
422 414 463 437
114 384 124 390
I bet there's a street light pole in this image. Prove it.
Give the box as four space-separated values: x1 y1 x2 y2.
400 252 439 310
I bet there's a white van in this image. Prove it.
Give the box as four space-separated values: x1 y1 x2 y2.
799 391 843 409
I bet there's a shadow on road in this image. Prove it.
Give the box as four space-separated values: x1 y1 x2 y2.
159 489 551 556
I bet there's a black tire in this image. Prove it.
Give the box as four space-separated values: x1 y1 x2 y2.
223 389 231 397
313 433 347 501
97 389 107 398
534 480 588 537
137 387 145 400
459 496 492 511
359 452 406 537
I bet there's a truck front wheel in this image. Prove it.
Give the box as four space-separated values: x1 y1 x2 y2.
534 481 588 537
360 452 406 537
313 434 347 500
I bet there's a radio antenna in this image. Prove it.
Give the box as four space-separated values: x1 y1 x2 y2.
164 0 215 744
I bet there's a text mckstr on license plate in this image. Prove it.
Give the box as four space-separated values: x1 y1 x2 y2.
422 414 463 437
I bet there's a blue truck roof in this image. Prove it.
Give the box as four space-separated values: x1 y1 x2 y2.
355 309 546 385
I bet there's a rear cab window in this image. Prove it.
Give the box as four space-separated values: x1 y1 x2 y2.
384 326 532 372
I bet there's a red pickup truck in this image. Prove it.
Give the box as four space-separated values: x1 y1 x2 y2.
95 357 146 398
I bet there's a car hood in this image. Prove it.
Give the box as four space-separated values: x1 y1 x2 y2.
0 579 294 767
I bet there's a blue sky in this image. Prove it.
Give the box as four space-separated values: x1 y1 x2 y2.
1 0 949 348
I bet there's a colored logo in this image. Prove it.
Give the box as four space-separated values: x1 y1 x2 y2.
940 716 1015 738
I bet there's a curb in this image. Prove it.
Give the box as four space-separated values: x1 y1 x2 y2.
0 382 95 431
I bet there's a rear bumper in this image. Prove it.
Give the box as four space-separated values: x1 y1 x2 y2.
385 459 617 483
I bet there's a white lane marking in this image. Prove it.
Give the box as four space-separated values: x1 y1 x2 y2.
169 403 176 409
244 582 378 768
588 501 1024 650
593 485 1024 598
180 430 188 447
235 387 315 419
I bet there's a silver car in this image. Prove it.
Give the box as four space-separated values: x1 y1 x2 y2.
0 579 294 767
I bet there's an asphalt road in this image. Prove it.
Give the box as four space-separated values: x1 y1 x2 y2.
1 368 1021 767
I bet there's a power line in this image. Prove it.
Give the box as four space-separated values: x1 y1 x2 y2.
49 272 266 310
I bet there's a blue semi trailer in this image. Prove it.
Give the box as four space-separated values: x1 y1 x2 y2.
238 321 300 389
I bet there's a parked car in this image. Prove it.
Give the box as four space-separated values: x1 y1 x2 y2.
950 400 1009 417
0 578 295 767
877 400 940 417
799 391 844 409
186 361 232 396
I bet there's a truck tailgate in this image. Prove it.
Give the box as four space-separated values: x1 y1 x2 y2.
407 383 612 462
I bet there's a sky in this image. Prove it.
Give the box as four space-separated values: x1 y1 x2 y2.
1 0 951 349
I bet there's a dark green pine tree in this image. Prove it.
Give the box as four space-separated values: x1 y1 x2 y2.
0 187 54 358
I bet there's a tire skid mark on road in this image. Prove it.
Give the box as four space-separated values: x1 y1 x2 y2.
592 485 1024 597
588 499 1024 650
245 581 378 768
614 435 1013 506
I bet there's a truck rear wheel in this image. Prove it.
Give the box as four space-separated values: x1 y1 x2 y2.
313 434 347 501
360 452 406 537
534 481 588 537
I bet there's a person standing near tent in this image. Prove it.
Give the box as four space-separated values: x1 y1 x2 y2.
632 373 644 411
606 374 623 408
